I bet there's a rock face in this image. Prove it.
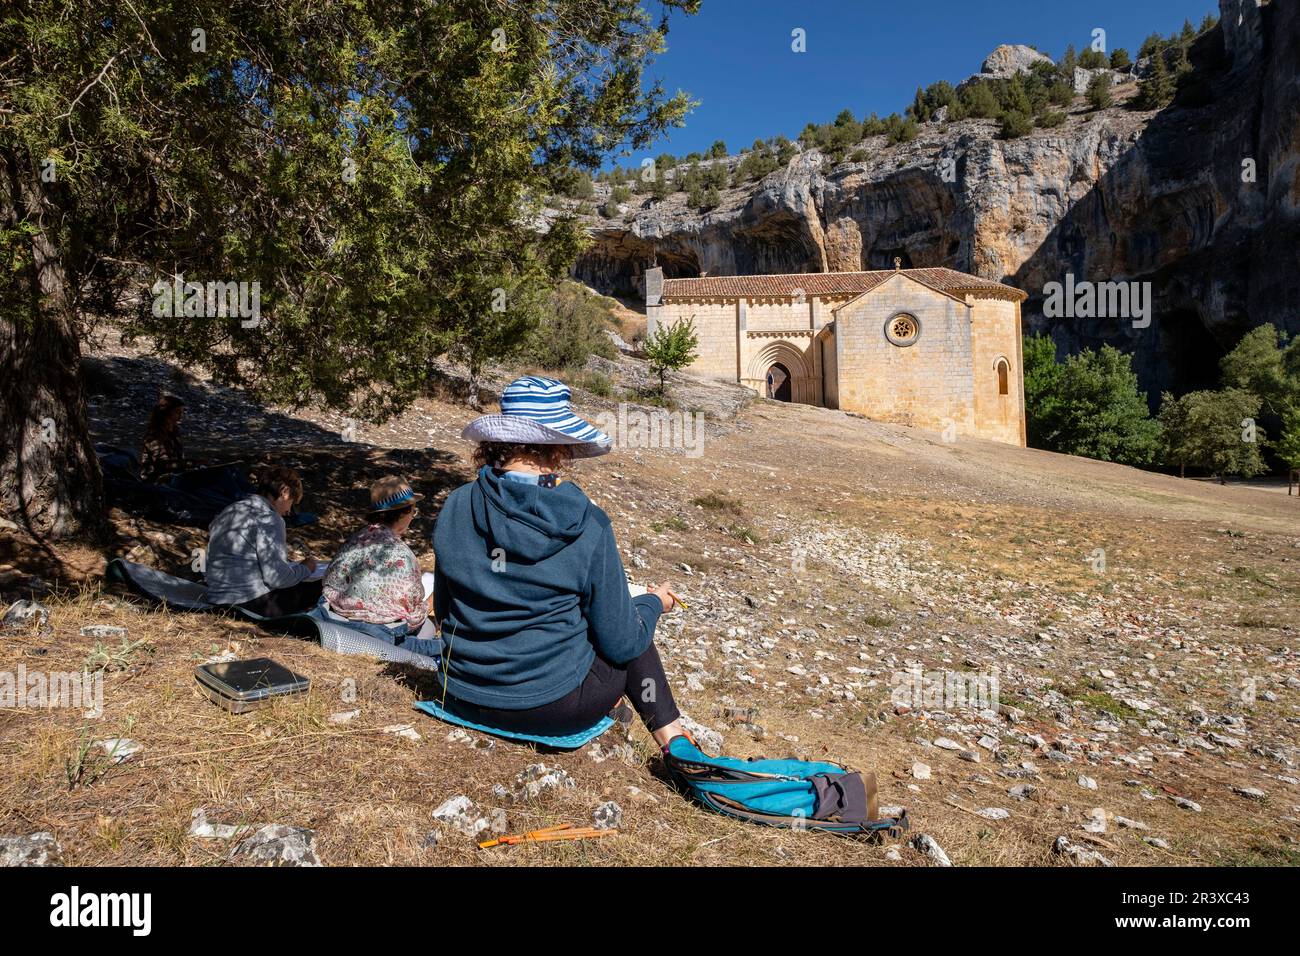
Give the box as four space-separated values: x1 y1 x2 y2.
980 44 1053 79
571 1 1300 400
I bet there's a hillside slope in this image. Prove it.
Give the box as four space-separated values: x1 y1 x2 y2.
1 338 1297 866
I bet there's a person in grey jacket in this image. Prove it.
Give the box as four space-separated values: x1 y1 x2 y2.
205 465 322 617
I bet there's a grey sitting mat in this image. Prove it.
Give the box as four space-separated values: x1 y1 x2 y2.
105 558 437 670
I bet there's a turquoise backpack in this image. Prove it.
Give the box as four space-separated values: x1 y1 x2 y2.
664 736 908 838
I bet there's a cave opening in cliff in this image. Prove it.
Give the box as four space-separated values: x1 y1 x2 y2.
1155 308 1223 399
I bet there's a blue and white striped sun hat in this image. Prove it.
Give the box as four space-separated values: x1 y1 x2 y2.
461 376 613 458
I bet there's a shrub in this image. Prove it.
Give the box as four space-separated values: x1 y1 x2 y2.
1024 335 1163 465
525 282 617 371
1000 110 1034 139
1086 72 1113 110
644 317 699 393
574 370 614 397
1078 48 1108 69
1158 389 1267 479
690 492 742 515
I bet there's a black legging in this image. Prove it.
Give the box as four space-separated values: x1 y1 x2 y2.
442 641 680 736
233 579 323 618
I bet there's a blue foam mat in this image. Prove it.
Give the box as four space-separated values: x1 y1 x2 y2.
413 699 613 750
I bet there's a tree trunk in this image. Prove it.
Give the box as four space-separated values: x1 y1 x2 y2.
466 360 483 412
0 152 106 541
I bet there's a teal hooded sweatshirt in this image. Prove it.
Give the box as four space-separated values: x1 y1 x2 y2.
432 467 663 709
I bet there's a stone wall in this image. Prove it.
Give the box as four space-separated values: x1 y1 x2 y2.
659 281 1026 444
968 297 1026 445
833 277 977 436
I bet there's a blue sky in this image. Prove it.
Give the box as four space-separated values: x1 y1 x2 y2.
622 0 1219 163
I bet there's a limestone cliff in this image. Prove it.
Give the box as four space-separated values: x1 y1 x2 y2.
569 0 1299 399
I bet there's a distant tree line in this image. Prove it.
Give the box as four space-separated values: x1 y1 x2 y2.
1024 323 1300 481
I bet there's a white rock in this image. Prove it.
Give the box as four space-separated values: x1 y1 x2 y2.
1052 835 1114 867
228 824 320 866
382 724 421 741
96 738 143 763
190 808 255 840
910 833 952 867
593 801 623 830
80 625 129 639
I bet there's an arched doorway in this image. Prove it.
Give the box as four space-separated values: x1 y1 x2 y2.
766 363 792 401
748 339 815 405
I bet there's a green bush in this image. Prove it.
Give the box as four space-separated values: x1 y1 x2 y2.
1037 110 1066 128
1000 110 1034 139
644 317 699 393
1086 72 1113 110
1023 334 1163 465
1158 389 1267 479
1078 48 1108 69
574 370 614 397
552 167 594 199
525 282 617 371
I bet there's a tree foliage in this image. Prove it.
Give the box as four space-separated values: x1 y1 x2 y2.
1023 335 1162 465
1158 389 1267 479
1 0 700 534
524 281 618 372
1219 324 1300 415
643 316 698 393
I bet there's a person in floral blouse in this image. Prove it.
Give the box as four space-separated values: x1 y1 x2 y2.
316 476 442 659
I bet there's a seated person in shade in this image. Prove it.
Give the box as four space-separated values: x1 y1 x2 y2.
139 394 187 483
137 393 257 512
313 476 441 658
432 376 687 748
205 465 322 617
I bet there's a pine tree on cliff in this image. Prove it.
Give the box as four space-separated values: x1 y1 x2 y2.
1139 40 1176 109
0 0 699 539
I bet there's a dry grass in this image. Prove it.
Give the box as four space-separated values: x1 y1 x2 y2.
2 343 1299 866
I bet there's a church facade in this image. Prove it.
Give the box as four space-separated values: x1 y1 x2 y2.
644 264 1027 446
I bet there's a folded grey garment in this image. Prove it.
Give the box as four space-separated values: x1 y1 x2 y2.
105 558 437 671
309 616 437 670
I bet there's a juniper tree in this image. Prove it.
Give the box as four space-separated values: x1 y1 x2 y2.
1086 73 1113 110
1023 338 1162 465
0 0 699 538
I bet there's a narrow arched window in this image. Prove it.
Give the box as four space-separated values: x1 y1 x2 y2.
997 359 1009 396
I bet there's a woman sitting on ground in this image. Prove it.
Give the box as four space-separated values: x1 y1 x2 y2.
313 476 441 659
432 376 688 748
136 393 259 514
138 394 187 483
205 465 322 617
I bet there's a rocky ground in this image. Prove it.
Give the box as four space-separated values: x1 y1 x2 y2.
2 332 1299 867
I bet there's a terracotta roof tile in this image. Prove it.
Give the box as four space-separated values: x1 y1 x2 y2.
659 267 1025 302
